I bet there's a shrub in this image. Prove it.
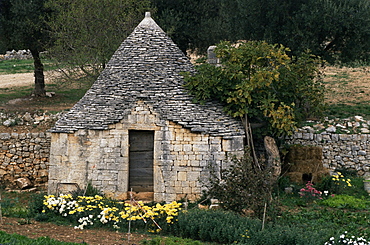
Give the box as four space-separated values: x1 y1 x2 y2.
205 150 274 217
316 172 368 197
174 208 330 245
142 236 203 245
299 181 322 203
174 209 262 244
320 195 369 209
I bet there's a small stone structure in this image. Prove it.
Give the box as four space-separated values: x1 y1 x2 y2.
283 145 329 184
47 13 245 202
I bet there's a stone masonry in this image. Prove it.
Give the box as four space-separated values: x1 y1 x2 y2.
0 132 49 189
287 132 370 176
48 101 244 202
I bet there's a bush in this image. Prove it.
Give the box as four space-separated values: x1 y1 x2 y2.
205 150 274 217
142 236 203 245
173 208 330 245
316 172 368 197
174 209 262 244
321 195 369 209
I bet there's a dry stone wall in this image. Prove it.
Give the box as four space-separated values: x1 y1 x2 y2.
286 132 370 176
0 132 50 189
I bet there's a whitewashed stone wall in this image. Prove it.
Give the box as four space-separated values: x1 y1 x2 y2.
48 102 244 202
286 132 370 175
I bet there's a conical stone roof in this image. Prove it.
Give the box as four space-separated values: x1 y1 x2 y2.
50 12 245 137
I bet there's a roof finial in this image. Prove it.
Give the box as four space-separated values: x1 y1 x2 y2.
145 12 151 18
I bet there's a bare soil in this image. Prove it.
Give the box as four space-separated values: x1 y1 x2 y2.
0 217 150 245
323 66 370 106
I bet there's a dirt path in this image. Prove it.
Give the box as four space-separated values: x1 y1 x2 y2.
0 71 55 88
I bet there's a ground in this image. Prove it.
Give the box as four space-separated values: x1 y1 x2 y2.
0 217 150 245
0 73 152 244
0 67 369 244
324 66 370 106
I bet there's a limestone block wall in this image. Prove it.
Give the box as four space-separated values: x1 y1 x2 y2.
48 102 245 202
286 132 370 176
0 132 50 189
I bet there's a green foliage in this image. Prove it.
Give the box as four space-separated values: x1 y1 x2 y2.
0 0 52 95
174 208 331 245
185 40 325 137
288 0 370 64
153 0 370 64
0 0 50 51
320 195 369 209
0 230 80 245
69 181 103 198
141 236 204 245
0 58 57 75
0 192 29 218
46 0 152 83
174 209 262 244
204 150 273 217
315 171 368 197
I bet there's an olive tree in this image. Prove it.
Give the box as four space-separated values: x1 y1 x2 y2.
46 0 152 83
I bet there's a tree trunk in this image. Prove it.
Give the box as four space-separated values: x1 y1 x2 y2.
243 114 261 171
264 136 281 184
30 49 46 96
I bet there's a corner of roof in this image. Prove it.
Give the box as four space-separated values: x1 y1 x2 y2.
137 12 163 31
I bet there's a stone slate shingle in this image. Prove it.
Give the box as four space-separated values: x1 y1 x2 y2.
50 12 245 137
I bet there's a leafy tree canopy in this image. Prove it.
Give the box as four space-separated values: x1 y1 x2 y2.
184 41 326 137
46 0 152 83
153 0 370 64
0 0 51 96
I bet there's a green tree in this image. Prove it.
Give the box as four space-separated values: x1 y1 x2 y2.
184 41 325 138
152 0 224 54
0 0 51 96
152 0 370 63
288 0 370 63
46 0 152 83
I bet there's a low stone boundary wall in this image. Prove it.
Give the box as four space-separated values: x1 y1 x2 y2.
286 132 370 176
0 132 50 189
0 129 369 190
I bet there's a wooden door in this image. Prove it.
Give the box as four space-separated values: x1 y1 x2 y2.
129 130 154 193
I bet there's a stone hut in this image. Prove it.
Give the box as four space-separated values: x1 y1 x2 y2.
48 12 245 202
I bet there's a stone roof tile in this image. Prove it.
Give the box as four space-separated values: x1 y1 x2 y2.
50 12 245 137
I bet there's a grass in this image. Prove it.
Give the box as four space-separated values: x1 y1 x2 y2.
0 58 58 74
1 174 369 245
0 231 81 245
0 58 91 110
325 103 370 119
323 66 370 120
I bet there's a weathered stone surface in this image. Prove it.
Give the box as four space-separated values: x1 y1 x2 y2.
50 13 244 138
0 132 50 189
15 177 33 189
287 132 370 175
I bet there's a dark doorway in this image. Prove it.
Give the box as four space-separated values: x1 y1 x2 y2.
129 130 154 193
